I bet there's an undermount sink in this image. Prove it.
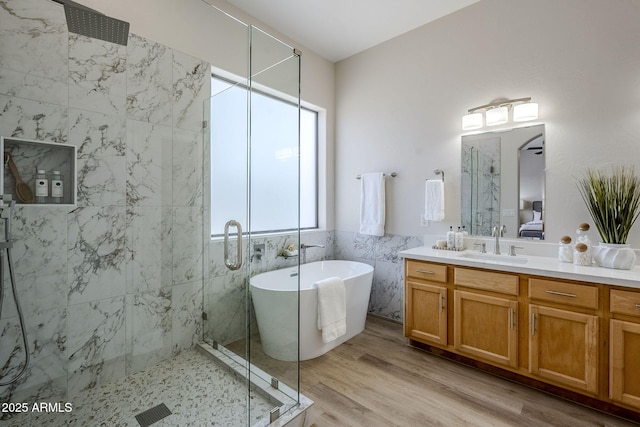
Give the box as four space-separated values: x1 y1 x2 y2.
459 252 529 264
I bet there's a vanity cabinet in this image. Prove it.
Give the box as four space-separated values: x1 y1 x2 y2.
453 268 518 368
454 290 518 367
404 261 447 346
528 305 598 393
609 289 640 409
403 256 640 420
528 278 599 394
405 281 447 345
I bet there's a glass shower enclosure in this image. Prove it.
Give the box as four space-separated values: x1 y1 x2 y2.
203 23 302 424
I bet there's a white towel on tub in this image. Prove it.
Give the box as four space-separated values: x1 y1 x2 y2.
359 172 385 236
314 276 346 343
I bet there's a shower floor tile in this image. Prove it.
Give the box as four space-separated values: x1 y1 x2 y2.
5 348 275 427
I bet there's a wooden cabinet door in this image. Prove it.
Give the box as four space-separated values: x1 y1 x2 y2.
610 319 640 409
453 290 518 368
529 305 598 394
405 281 447 346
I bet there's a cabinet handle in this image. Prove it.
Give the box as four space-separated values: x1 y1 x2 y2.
636 304 640 309
545 290 576 298
509 308 516 330
416 269 434 275
439 294 445 312
531 313 536 336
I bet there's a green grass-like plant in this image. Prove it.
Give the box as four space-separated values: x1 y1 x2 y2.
577 166 640 244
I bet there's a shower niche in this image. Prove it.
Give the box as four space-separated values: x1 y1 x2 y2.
1 136 77 206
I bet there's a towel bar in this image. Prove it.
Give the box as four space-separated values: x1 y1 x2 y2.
356 172 397 179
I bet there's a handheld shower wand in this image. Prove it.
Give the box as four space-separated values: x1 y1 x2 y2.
0 196 30 386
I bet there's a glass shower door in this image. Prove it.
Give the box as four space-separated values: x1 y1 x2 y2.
206 70 256 423
461 137 501 236
204 23 302 425
248 25 302 419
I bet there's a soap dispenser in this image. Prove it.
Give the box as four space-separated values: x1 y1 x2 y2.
454 226 464 249
447 226 455 249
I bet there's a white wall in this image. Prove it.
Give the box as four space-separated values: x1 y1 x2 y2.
72 0 337 230
335 0 640 247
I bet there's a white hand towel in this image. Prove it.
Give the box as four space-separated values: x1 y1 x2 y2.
424 179 445 221
315 276 346 344
359 172 385 236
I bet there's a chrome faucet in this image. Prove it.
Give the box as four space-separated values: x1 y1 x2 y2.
492 223 506 255
509 244 524 256
300 243 325 264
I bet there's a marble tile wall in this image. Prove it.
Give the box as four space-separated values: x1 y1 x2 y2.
0 0 209 404
1 0 419 406
334 231 423 322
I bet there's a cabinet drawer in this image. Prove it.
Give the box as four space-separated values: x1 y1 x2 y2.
529 278 598 309
610 289 640 317
406 261 447 283
454 268 518 295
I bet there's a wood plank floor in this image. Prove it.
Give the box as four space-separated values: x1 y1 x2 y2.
296 316 636 427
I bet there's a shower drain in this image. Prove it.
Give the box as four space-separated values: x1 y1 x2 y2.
134 402 172 427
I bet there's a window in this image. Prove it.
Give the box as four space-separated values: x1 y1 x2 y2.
210 75 318 236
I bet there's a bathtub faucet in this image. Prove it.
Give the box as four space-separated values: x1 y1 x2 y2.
300 243 325 264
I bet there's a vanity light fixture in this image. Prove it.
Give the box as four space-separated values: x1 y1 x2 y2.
485 106 509 126
461 112 483 130
513 101 539 122
462 97 538 130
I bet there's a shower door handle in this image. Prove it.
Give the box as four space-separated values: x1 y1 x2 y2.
224 220 243 270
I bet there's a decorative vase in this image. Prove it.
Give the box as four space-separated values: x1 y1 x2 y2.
592 243 637 270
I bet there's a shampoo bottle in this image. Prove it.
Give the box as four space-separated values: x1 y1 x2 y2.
50 170 64 204
35 169 48 204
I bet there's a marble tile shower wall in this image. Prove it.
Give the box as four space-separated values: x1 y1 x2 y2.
334 231 423 322
0 0 209 404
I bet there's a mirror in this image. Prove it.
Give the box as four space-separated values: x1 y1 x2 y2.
461 124 545 239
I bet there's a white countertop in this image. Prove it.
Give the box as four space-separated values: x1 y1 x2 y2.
398 246 640 290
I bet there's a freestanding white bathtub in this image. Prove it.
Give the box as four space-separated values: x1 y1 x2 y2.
250 260 374 361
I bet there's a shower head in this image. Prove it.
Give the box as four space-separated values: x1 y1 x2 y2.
51 0 130 46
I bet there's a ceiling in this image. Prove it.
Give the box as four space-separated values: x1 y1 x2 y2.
224 0 480 62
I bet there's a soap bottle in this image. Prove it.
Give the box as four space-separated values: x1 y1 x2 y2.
34 169 48 204
447 226 455 249
50 170 64 204
454 226 464 249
